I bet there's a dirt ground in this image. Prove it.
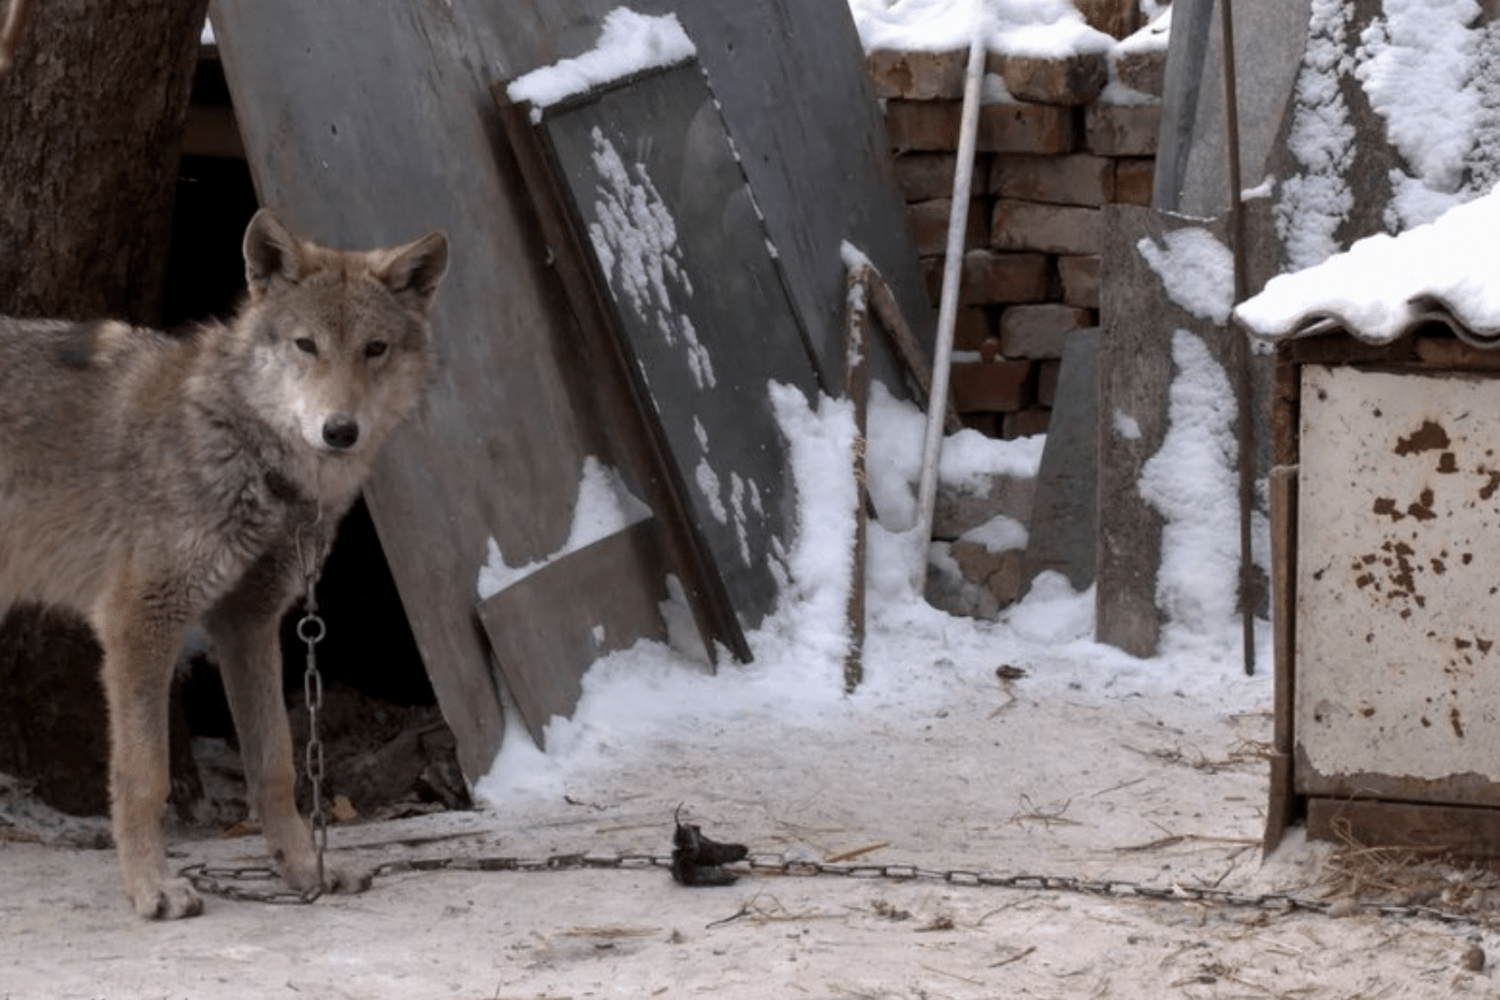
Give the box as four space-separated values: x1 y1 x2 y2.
3 659 1499 1000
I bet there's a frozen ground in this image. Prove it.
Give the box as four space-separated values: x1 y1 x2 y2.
3 634 1499 999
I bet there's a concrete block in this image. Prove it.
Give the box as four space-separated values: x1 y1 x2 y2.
1036 359 1062 405
925 541 1001 619
949 359 1034 413
933 473 1036 539
952 538 1027 606
1058 254 1101 308
1114 45 1165 98
907 197 990 256
990 51 1107 106
977 101 1077 154
1084 101 1161 156
1003 408 1052 439
991 199 1102 255
1000 302 1094 359
1112 157 1155 206
893 152 965 201
953 306 995 351
958 249 1054 305
990 153 1114 206
1076 0 1144 39
885 99 962 152
867 47 968 100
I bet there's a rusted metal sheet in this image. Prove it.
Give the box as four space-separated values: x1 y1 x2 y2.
1295 364 1500 804
1264 463 1298 854
1307 798 1500 858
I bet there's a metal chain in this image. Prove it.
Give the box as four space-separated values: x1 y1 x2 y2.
293 507 328 900
181 849 1496 927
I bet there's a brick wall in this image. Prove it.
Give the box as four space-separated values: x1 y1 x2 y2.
867 12 1164 439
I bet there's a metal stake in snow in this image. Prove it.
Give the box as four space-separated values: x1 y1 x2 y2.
912 17 987 590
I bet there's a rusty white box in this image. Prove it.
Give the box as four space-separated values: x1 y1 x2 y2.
1296 364 1500 807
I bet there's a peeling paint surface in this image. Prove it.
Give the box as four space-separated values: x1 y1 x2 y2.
1297 365 1500 789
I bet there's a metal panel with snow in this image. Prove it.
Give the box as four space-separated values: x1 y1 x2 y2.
1240 187 1500 857
506 14 824 640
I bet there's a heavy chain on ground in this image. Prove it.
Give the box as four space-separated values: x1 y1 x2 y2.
180 850 1497 928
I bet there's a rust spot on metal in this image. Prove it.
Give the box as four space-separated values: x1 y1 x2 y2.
1395 420 1451 456
1406 488 1437 521
1450 707 1465 739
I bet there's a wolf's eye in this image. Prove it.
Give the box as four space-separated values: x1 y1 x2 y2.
364 341 388 358
294 337 318 355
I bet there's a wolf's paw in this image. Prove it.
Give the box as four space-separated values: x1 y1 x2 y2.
131 877 204 920
282 855 373 897
323 861 374 895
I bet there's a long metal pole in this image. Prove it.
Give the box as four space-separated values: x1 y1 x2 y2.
912 21 985 591
1219 0 1256 676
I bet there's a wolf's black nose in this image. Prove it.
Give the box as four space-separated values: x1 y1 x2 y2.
322 417 360 449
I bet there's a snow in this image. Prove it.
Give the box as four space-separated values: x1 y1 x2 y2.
1276 0 1500 265
1237 182 1500 343
476 457 650 600
1135 227 1236 325
505 9 695 110
847 0 1115 57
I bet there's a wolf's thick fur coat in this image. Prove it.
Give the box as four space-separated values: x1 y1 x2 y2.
0 210 448 918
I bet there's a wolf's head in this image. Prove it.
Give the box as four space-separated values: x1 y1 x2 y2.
234 210 448 471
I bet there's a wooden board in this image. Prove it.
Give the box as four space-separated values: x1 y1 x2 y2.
477 520 668 747
517 61 823 634
456 0 932 398
211 1 712 778
210 0 933 765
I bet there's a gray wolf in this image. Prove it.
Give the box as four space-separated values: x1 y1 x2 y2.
0 210 448 918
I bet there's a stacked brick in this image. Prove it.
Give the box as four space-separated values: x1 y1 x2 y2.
868 22 1164 439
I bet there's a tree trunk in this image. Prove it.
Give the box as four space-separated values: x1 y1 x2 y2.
0 0 208 323
0 0 209 817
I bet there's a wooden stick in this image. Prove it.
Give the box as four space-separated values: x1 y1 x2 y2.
842 264 871 693
0 0 31 74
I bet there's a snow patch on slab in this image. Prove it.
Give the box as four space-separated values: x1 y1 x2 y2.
1135 227 1235 324
506 8 695 110
476 457 652 601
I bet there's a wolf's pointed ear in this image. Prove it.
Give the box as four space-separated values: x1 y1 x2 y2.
243 210 307 297
375 231 449 310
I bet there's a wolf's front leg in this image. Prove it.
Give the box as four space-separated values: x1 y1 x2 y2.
205 590 371 897
94 598 202 919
